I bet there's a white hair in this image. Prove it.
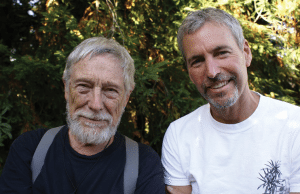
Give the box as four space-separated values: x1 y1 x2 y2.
63 37 135 94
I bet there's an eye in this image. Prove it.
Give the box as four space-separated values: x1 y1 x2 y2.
104 88 119 99
107 88 117 93
190 58 204 67
220 51 228 55
216 50 230 57
76 84 91 93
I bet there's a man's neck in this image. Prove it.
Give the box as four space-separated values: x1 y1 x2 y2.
68 130 114 156
210 90 260 124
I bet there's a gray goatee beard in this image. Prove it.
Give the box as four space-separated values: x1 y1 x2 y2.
203 75 239 109
66 102 124 145
207 84 239 109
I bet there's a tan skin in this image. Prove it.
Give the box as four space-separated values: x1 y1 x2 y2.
166 23 300 194
64 53 131 156
165 185 192 194
184 22 259 124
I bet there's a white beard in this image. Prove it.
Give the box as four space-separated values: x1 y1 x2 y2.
66 102 123 145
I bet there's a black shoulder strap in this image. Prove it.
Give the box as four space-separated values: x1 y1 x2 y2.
124 136 139 194
31 126 62 183
31 127 139 194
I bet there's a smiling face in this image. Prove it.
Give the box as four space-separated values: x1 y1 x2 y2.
64 53 130 144
183 22 252 109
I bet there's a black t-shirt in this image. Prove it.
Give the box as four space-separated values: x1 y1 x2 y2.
0 125 165 194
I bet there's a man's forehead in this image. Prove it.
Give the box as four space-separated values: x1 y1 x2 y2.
188 22 231 38
70 53 122 71
183 23 238 49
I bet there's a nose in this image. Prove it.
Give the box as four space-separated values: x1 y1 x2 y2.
88 88 104 112
206 58 220 79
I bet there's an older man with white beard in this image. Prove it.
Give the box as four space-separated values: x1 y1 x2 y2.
0 37 165 194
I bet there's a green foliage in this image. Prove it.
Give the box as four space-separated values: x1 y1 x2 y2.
0 94 13 174
0 96 13 147
0 0 300 174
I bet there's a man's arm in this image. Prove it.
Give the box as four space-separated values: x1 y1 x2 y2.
166 185 192 194
0 136 33 193
0 129 46 193
134 143 165 194
162 124 192 193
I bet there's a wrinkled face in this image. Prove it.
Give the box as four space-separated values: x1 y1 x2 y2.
64 53 130 144
183 22 252 109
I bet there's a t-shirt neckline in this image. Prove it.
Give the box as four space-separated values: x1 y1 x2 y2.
207 92 269 133
61 125 121 159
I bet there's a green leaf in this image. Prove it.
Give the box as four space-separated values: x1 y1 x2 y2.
0 107 8 117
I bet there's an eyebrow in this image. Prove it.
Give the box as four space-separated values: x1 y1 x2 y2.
213 45 232 52
187 45 232 65
74 79 122 89
102 81 123 90
74 78 92 84
187 55 204 65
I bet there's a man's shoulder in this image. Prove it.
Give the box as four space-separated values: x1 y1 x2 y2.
118 133 160 161
135 141 164 190
11 126 66 155
263 95 300 115
137 142 160 159
12 128 48 150
3 127 51 177
261 95 300 132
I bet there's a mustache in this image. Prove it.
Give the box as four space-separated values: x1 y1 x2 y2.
209 74 234 82
204 74 236 86
73 110 113 122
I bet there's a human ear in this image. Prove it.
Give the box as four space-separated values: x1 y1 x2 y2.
243 40 252 67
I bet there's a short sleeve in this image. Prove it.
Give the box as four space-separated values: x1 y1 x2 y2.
161 123 190 186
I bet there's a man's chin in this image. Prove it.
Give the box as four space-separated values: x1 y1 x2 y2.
204 88 239 109
72 124 116 145
207 95 238 109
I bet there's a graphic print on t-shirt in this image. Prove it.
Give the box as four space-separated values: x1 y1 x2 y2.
257 160 289 194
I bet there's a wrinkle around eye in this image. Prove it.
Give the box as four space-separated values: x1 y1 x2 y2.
103 89 120 99
215 51 230 58
190 60 203 68
76 85 90 93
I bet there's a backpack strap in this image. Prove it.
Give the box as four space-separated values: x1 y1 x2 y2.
31 126 62 183
124 136 139 194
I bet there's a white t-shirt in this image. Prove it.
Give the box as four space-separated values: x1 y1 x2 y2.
161 94 300 193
